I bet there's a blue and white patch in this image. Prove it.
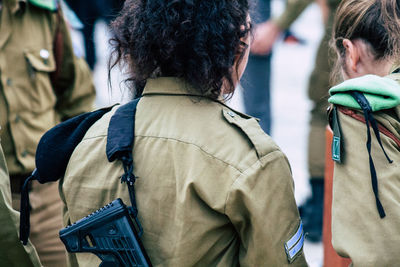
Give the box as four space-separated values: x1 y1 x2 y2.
284 221 304 263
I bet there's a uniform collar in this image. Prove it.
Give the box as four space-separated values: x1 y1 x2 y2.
7 0 26 14
142 77 254 119
143 77 203 97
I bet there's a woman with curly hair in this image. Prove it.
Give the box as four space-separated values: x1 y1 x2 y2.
58 0 307 265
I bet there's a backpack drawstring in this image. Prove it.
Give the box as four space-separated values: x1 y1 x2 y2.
350 91 393 219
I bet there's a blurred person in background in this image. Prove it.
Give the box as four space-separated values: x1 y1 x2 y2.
65 0 125 69
242 0 305 135
241 0 273 134
251 0 341 242
329 0 400 265
0 143 41 266
0 0 95 265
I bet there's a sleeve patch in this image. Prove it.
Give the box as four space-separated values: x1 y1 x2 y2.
331 106 344 163
332 136 341 162
284 221 304 263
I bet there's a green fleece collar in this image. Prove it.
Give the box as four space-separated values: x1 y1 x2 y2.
329 75 400 111
28 0 58 11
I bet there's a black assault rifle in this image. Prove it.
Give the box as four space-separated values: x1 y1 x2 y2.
59 198 152 267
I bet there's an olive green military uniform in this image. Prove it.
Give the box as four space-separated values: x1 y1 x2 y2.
60 77 307 266
274 0 314 31
0 143 42 267
0 0 95 266
329 74 400 266
274 0 341 178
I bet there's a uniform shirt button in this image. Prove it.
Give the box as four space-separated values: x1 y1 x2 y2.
40 49 50 65
6 78 12 86
21 150 28 158
40 49 50 59
228 111 236 118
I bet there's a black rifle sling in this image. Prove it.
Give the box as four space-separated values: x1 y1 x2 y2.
106 98 143 234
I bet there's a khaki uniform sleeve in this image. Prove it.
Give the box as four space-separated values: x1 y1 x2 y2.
225 151 307 266
52 11 95 120
0 145 42 267
332 112 400 266
273 0 314 30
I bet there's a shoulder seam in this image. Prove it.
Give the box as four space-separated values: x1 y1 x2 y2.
80 134 281 173
224 150 284 214
135 135 244 173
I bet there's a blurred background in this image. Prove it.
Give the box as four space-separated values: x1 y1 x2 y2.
70 1 325 265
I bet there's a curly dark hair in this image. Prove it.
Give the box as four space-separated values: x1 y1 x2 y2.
109 0 251 99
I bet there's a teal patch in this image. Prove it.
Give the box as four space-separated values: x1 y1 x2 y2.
284 221 304 263
332 136 341 162
330 106 344 163
28 0 58 11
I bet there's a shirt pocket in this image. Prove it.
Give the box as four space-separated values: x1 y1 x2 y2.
24 49 57 112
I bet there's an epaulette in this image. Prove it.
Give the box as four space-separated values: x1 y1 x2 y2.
28 0 59 11
222 108 277 159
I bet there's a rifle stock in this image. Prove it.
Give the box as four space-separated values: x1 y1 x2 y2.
59 198 152 267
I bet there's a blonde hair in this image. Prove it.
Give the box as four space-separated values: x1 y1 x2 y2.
331 0 400 82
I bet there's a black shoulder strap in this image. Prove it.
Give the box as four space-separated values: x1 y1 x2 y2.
20 106 113 245
106 98 140 162
20 98 142 245
106 98 143 235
